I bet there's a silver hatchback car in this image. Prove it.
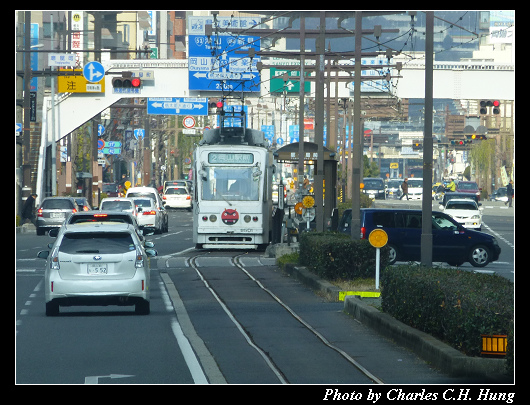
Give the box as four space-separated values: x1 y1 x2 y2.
38 223 157 316
36 197 79 235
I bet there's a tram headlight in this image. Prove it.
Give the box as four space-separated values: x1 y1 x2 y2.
202 216 208 221
209 215 217 222
244 215 251 223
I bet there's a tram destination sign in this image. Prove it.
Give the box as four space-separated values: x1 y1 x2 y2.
208 152 254 164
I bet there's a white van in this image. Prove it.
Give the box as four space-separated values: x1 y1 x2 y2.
407 178 423 200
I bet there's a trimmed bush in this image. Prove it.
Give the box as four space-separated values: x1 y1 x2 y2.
299 232 389 280
381 265 514 359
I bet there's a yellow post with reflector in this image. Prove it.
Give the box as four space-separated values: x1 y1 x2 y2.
368 229 388 290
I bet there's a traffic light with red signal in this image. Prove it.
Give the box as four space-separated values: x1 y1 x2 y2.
479 100 501 115
112 72 142 93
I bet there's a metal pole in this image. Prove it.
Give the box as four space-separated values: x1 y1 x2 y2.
351 11 362 239
421 11 434 266
50 14 57 196
298 16 305 193
315 11 325 232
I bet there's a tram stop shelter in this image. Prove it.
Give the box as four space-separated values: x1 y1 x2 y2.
273 142 338 227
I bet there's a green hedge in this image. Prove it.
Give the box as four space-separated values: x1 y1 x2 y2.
299 232 390 280
381 265 514 361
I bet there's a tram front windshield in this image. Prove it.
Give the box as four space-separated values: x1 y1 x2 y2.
202 166 259 201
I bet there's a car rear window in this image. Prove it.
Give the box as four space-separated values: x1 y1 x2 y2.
166 188 187 195
101 201 133 211
69 214 131 224
41 199 74 209
133 198 154 208
446 201 478 210
59 232 135 254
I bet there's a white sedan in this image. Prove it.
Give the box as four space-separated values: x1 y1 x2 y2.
132 197 164 234
439 198 483 231
38 223 157 316
163 186 192 210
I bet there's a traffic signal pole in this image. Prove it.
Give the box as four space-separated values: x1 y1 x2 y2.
421 11 434 267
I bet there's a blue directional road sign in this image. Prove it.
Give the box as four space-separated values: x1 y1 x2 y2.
133 129 145 139
147 97 208 116
188 35 260 92
83 61 105 83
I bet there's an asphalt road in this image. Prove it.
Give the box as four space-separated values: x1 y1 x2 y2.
15 205 514 384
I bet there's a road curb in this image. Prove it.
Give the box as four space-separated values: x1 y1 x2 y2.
281 262 511 382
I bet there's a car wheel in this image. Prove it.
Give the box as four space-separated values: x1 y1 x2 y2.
45 301 59 316
469 244 490 267
135 300 150 315
387 244 398 265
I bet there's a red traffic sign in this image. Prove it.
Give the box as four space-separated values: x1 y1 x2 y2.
183 116 196 129
97 139 106 150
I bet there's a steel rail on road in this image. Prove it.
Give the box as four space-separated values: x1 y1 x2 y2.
186 251 384 384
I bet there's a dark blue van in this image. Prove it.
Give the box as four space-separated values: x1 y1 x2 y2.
338 209 500 267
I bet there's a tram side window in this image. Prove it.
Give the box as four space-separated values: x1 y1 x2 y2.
202 167 259 201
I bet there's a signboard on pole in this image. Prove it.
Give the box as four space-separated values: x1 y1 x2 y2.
147 97 208 115
188 18 261 93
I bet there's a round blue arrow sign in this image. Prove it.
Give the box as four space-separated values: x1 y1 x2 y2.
83 61 105 83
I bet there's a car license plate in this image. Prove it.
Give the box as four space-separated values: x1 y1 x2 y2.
50 212 65 219
369 194 375 199
87 263 108 275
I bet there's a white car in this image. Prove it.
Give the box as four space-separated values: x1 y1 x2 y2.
407 178 423 200
126 187 168 232
99 197 138 217
132 197 164 234
38 223 157 316
163 186 192 210
439 198 483 230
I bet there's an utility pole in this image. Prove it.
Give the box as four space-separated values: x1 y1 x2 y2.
297 16 305 193
421 11 434 266
350 11 363 239
314 11 325 231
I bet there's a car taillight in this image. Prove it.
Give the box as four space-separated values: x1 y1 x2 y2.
135 249 144 268
186 195 191 200
360 227 366 239
143 210 157 215
83 206 89 212
163 196 167 200
72 208 77 213
50 249 60 270
37 208 43 217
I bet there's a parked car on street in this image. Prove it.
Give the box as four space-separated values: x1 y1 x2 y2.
439 198 483 231
163 186 192 210
38 222 156 316
338 208 500 267
36 197 79 235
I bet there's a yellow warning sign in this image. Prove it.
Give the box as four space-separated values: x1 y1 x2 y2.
58 69 105 93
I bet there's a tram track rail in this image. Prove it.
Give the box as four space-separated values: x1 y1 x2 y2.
185 250 384 384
